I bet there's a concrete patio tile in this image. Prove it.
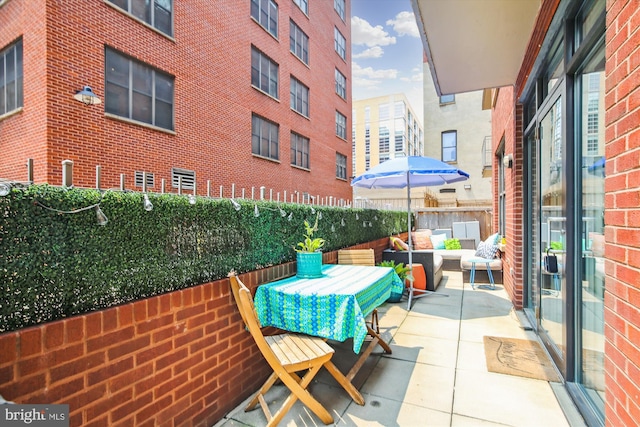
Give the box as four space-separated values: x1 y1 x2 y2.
222 380 353 427
408 298 463 320
389 331 459 368
335 396 451 426
360 357 455 413
396 314 461 341
459 317 535 343
453 370 570 427
451 414 512 426
455 339 489 373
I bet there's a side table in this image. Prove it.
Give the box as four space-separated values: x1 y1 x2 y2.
468 258 495 290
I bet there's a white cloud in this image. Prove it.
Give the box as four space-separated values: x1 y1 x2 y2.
352 62 398 80
386 11 419 38
400 70 423 83
351 16 396 47
353 46 384 59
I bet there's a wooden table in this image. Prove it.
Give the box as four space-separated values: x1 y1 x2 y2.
254 264 403 389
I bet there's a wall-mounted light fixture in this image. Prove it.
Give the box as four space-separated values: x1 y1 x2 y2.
503 154 513 169
464 184 472 190
74 86 102 105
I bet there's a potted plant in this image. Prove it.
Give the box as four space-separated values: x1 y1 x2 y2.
294 215 325 278
378 260 410 302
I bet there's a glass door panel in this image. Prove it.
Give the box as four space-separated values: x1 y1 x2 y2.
578 49 605 415
539 97 565 357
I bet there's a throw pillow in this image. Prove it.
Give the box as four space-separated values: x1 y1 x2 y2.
430 233 447 250
475 240 497 259
444 238 461 250
412 231 433 250
390 236 409 251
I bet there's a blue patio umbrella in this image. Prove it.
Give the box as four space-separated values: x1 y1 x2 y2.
351 156 469 308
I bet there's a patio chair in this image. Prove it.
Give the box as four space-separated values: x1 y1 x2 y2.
337 248 375 266
337 248 379 333
229 275 364 426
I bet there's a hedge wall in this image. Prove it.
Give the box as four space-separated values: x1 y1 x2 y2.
0 185 407 333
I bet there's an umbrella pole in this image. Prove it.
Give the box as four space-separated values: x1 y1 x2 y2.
407 175 414 310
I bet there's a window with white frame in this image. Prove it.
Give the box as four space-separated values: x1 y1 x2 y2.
293 0 308 15
252 114 279 160
289 20 309 65
290 132 310 169
334 27 346 60
0 38 23 116
251 46 279 99
336 153 347 179
336 111 347 139
290 77 309 117
108 0 173 36
250 0 278 37
335 68 346 99
334 0 345 20
105 47 174 130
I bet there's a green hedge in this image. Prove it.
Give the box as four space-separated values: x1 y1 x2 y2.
0 185 407 333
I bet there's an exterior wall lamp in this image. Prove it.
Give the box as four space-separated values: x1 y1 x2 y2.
503 154 513 169
74 85 102 105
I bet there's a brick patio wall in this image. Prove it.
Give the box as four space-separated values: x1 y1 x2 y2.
603 0 640 425
0 237 392 426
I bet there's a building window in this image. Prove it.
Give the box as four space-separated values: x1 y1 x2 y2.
108 0 173 36
290 132 310 169
290 21 309 65
252 114 279 160
334 27 346 60
334 0 346 21
171 168 195 190
379 125 390 153
335 69 346 99
290 77 309 117
293 0 308 15
440 94 455 104
0 38 23 116
336 153 347 179
442 130 457 162
250 0 278 38
336 111 347 139
105 47 174 131
251 46 279 99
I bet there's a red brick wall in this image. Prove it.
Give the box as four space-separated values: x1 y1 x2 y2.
603 0 640 425
0 0 352 203
0 238 389 426
490 86 524 308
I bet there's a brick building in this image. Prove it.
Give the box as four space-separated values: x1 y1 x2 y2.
413 0 638 425
0 0 353 204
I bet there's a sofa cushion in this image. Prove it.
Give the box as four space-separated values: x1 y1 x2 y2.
436 249 475 260
430 233 447 250
460 255 503 271
433 253 443 271
412 230 433 250
390 236 409 251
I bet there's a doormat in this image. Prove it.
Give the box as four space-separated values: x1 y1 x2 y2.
483 336 561 382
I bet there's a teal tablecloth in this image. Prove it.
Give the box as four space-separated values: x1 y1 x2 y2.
254 264 403 353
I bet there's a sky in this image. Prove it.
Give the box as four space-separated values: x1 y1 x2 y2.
351 0 425 123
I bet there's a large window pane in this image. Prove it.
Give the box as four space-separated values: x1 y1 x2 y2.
0 39 23 115
108 0 173 36
442 131 457 162
105 48 174 130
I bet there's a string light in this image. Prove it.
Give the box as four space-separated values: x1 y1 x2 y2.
188 194 197 205
143 194 153 211
230 199 241 211
254 204 260 217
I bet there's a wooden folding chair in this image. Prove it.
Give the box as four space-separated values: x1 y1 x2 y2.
337 248 375 266
337 249 379 333
229 275 364 427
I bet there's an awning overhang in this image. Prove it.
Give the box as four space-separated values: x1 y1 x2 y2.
411 0 541 96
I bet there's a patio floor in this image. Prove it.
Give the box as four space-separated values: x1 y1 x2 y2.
213 270 587 427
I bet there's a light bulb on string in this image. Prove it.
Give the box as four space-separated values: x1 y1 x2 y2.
188 194 197 205
331 224 335 232
230 199 241 211
317 211 322 220
95 206 108 226
287 212 293 221
143 194 153 211
254 204 260 217
341 218 345 227
279 207 287 217
355 213 359 220
310 206 315 214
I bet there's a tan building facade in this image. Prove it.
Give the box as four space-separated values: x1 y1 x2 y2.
422 65 493 206
351 93 424 208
